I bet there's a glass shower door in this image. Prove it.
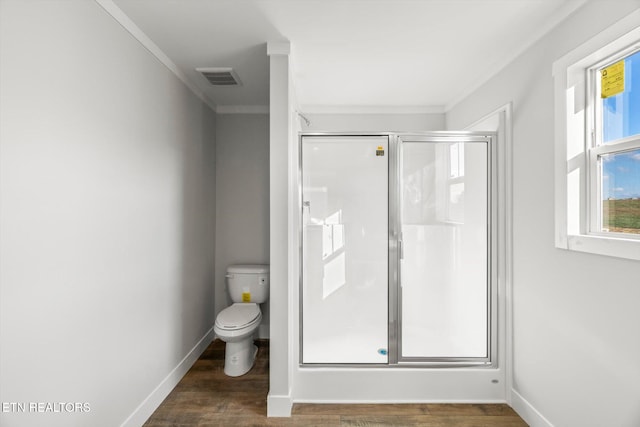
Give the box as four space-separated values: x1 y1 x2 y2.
301 136 389 364
399 137 490 361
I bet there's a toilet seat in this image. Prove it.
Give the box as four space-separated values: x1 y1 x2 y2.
215 303 261 331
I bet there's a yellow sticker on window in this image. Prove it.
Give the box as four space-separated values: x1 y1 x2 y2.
601 60 625 99
242 292 251 302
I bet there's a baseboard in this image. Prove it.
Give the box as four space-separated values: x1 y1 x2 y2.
510 388 554 427
267 393 293 417
120 326 216 427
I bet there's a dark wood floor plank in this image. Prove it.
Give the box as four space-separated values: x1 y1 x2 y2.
192 414 341 427
293 403 431 416
144 339 529 427
426 403 521 416
340 415 528 427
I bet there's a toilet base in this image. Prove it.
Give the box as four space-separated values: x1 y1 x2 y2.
223 339 258 377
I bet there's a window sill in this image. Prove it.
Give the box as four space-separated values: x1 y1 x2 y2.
560 234 640 261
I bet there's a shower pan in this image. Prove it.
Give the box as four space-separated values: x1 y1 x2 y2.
300 132 496 367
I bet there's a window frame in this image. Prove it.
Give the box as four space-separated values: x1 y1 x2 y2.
553 11 640 261
587 48 640 240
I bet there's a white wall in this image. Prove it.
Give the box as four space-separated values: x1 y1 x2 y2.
214 113 270 336
0 1 216 426
303 113 445 132
446 2 640 426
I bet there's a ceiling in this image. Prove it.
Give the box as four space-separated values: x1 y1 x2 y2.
111 0 587 112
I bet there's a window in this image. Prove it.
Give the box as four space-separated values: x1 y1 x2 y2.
554 11 640 261
589 49 640 236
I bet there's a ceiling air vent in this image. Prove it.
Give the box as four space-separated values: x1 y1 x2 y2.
196 67 242 86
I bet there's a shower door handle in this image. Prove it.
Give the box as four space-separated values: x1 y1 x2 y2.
398 239 404 260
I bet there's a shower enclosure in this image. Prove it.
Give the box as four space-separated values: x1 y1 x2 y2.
300 132 495 366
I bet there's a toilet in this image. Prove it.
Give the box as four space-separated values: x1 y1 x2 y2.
214 264 269 377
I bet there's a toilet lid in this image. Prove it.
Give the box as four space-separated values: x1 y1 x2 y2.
216 303 260 330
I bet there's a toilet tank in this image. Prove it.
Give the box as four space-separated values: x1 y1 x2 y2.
226 264 269 304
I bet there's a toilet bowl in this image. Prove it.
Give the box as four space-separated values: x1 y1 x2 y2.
214 303 262 377
215 265 269 377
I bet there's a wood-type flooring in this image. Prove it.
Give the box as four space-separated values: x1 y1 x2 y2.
144 339 528 426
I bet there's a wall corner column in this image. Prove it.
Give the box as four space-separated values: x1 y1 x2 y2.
266 41 293 417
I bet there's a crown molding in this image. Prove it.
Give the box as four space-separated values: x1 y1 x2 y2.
299 105 445 115
445 0 589 112
216 105 269 114
94 0 217 112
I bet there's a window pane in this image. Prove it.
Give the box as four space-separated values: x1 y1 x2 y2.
600 149 640 234
602 50 640 143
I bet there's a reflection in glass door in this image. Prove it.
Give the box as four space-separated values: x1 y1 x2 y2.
399 138 489 361
301 136 389 364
